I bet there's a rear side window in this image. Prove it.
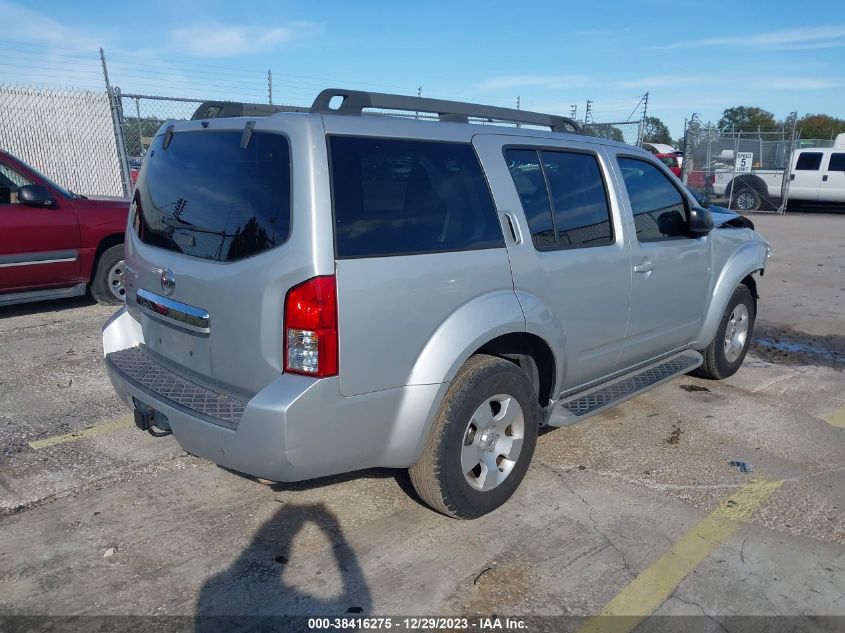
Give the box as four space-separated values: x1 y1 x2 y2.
542 151 613 247
617 157 688 242
505 148 612 249
828 153 845 171
135 130 291 262
329 137 503 258
795 152 823 171
504 149 555 249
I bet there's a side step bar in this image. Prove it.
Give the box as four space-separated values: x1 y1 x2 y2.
546 350 703 427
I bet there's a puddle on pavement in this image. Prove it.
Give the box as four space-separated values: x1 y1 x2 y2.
752 323 843 369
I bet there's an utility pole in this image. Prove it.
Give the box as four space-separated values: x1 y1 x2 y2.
268 69 273 104
584 99 593 126
637 91 649 147
569 104 577 120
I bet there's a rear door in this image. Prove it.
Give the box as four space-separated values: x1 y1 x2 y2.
0 161 80 292
610 152 711 368
474 134 632 391
328 133 514 396
790 151 823 202
819 152 845 204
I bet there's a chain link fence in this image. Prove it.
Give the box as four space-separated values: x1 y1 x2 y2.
3 81 647 201
681 119 800 214
115 91 209 186
0 85 124 197
583 121 642 146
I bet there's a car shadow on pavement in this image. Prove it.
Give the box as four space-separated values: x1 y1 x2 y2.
0 295 96 318
194 502 372 630
219 464 426 510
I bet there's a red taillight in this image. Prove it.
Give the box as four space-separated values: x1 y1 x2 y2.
284 275 338 377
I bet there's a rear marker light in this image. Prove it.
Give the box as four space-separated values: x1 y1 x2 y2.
284 276 338 377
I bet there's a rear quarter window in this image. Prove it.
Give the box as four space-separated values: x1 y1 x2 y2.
329 136 504 258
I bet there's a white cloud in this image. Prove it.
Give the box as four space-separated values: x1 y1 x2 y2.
0 0 103 49
475 74 593 91
656 25 845 50
169 22 320 58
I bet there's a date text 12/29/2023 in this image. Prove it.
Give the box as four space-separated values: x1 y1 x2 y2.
307 616 528 630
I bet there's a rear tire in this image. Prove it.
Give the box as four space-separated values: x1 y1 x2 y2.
409 354 539 519
694 284 756 380
90 244 126 305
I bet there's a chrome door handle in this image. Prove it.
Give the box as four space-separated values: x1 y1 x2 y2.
633 259 654 273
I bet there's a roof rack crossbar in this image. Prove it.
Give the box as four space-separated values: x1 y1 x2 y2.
310 88 581 133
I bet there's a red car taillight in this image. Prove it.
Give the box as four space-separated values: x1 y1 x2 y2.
284 276 338 377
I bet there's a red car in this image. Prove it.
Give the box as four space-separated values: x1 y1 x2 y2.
0 150 130 307
655 152 682 177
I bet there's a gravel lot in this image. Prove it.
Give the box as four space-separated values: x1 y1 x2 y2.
1 213 843 631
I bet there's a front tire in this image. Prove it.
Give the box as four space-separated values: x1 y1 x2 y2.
409 354 539 519
90 244 126 305
694 284 756 380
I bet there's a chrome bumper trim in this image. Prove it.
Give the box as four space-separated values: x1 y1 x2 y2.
136 288 210 333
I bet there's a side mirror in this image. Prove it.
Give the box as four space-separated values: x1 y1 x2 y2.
688 206 714 236
18 185 54 208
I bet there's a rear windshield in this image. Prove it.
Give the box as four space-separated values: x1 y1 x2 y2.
134 130 291 262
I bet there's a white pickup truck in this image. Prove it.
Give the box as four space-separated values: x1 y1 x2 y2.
713 133 845 211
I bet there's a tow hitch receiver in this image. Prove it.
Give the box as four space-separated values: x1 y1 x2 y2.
133 399 173 437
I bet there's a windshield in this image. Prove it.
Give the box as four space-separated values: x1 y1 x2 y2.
133 129 291 262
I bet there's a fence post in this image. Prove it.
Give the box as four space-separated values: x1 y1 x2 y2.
681 114 697 185
780 113 799 214
99 48 131 197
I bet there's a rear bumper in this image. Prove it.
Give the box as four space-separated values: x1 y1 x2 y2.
102 307 445 481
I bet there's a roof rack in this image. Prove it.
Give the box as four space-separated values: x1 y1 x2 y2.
310 88 581 133
190 101 308 120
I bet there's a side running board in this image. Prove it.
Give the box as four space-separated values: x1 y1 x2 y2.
546 350 703 427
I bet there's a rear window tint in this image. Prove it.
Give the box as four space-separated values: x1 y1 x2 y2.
504 149 555 249
542 151 613 247
134 130 291 262
329 136 503 258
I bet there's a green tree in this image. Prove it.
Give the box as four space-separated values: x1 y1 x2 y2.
121 116 165 158
642 116 673 145
797 113 845 140
717 106 778 133
583 123 624 142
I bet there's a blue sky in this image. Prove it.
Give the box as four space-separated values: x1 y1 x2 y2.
2 0 844 138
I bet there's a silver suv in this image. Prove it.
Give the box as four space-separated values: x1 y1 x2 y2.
103 89 770 518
